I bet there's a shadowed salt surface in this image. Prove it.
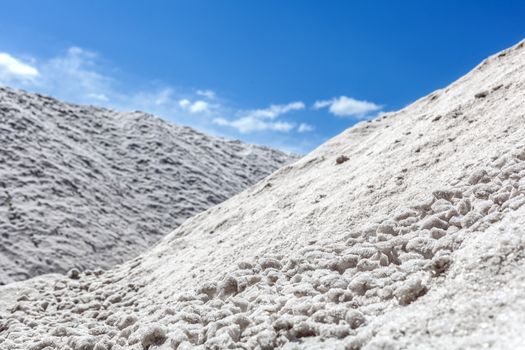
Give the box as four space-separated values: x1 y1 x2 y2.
1 40 525 349
0 89 297 285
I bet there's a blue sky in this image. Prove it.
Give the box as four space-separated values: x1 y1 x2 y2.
0 1 524 153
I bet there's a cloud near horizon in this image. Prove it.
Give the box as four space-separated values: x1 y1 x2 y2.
244 102 305 120
212 101 305 133
213 116 295 133
179 98 210 113
313 96 382 118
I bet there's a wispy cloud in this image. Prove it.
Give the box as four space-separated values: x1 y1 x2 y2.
298 123 314 133
212 101 305 133
244 102 305 120
190 100 209 113
87 93 109 102
313 96 382 118
152 88 173 105
44 47 114 100
213 116 295 133
196 89 216 99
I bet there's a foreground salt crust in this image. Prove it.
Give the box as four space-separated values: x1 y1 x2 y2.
0 89 296 285
1 40 525 349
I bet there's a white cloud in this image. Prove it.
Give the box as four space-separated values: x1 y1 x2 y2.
213 116 294 133
0 53 39 83
298 123 314 133
178 99 209 113
245 102 305 120
178 99 191 108
196 89 216 99
313 96 382 118
189 100 209 113
87 93 109 102
212 101 304 134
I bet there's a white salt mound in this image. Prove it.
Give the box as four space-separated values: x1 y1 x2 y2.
1 40 525 349
0 87 296 285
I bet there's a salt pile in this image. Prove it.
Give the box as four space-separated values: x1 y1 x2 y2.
1 40 525 349
0 87 296 285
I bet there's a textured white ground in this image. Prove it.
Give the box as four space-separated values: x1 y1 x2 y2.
1 40 525 349
0 88 296 285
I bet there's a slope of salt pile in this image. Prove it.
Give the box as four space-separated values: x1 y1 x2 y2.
0 88 296 285
1 40 525 349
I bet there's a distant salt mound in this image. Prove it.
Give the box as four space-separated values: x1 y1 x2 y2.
2 40 525 350
0 88 297 285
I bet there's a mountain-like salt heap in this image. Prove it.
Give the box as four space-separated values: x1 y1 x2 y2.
0 88 296 285
1 40 525 349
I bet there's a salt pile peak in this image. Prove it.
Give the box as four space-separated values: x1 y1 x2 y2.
0 88 297 285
